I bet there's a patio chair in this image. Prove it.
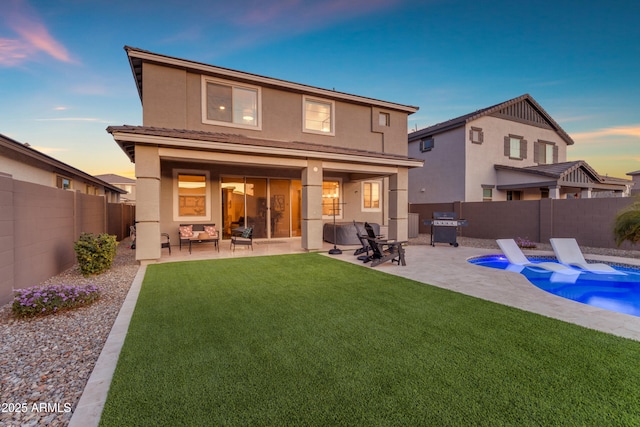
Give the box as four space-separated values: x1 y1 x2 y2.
161 232 171 255
231 226 253 251
353 221 371 261
364 222 406 267
549 238 622 274
496 239 578 274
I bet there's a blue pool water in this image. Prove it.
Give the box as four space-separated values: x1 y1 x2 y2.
469 255 640 317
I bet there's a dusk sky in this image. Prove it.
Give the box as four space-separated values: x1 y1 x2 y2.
1 0 638 179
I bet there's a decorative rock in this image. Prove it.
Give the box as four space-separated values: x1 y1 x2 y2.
0 239 137 427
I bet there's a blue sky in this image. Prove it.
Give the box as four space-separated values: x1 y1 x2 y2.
1 0 638 179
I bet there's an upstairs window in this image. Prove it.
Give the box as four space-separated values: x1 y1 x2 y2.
420 138 434 152
535 141 558 165
504 134 527 160
470 127 483 144
303 96 335 135
202 77 260 130
379 112 390 127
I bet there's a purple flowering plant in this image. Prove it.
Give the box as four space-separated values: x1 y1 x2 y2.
12 283 100 318
515 237 537 249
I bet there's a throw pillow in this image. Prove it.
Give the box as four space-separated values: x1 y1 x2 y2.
204 225 218 238
179 225 194 238
241 227 253 238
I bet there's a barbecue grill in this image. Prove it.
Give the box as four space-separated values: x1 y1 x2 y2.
424 212 468 247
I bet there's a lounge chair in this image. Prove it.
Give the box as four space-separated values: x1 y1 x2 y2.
353 221 371 261
496 239 579 275
549 238 621 274
364 222 406 267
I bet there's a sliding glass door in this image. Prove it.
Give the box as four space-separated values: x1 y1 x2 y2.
221 177 301 239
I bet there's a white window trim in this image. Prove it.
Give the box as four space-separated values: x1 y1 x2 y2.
361 180 382 212
322 178 342 219
201 76 262 131
173 169 211 222
303 95 335 136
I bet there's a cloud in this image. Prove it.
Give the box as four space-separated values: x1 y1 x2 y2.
237 0 399 29
0 0 72 66
36 117 110 123
572 125 640 143
198 0 404 54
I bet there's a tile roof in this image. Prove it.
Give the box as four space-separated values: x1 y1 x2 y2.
94 173 136 184
107 125 423 167
408 94 574 145
0 133 127 194
494 160 602 181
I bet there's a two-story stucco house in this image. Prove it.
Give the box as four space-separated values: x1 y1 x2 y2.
108 47 422 263
408 94 628 203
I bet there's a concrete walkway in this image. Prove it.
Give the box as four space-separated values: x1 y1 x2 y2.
69 240 640 426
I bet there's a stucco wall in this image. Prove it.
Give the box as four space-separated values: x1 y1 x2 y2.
464 116 569 202
0 175 119 305
411 198 637 250
408 127 466 203
142 63 409 157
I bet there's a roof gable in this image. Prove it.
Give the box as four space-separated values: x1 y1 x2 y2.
409 94 574 146
494 160 602 182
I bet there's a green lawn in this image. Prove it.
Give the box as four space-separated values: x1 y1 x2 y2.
100 253 640 426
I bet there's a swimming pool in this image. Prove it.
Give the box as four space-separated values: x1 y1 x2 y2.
469 255 640 317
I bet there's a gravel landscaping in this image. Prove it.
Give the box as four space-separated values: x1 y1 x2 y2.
0 234 637 426
0 239 138 427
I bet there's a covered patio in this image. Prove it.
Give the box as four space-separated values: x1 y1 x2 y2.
108 126 422 264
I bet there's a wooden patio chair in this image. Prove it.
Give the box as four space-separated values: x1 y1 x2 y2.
364 222 406 267
353 221 371 261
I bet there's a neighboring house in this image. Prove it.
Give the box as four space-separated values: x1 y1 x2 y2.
408 94 628 203
0 133 125 201
627 170 640 196
95 173 136 204
0 133 128 305
107 46 422 263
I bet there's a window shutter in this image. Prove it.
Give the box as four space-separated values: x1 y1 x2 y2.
553 145 559 163
520 140 527 159
534 142 540 163
504 137 510 156
479 131 484 143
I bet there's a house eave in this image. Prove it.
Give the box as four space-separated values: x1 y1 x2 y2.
109 130 424 169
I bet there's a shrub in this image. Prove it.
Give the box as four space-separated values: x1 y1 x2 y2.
74 233 117 276
12 284 100 318
614 198 640 247
515 237 537 249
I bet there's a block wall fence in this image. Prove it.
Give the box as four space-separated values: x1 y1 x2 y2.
410 197 638 251
0 173 135 305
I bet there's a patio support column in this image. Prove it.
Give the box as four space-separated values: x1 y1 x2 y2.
581 187 592 198
301 160 323 250
388 169 409 241
135 145 161 263
549 185 560 199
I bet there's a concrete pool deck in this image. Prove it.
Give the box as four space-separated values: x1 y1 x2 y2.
69 241 640 426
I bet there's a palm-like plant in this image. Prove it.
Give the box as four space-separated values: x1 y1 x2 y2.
613 197 640 246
